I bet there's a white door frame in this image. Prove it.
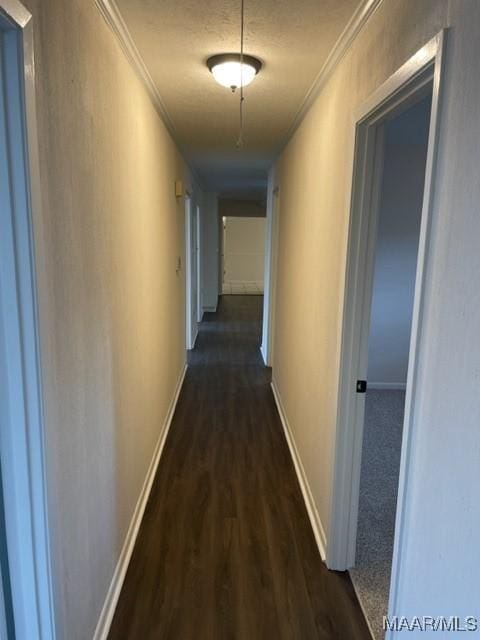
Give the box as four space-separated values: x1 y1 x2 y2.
261 167 279 366
0 1 56 638
195 205 202 323
185 195 193 349
185 194 198 350
220 216 226 290
0 560 9 639
327 31 446 600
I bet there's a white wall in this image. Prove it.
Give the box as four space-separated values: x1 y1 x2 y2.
271 0 480 629
223 217 266 285
367 102 430 387
200 192 219 311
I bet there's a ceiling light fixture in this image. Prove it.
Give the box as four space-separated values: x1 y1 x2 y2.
206 53 262 93
207 0 261 148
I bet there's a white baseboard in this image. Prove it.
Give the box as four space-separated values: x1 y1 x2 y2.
187 326 199 351
93 363 187 640
270 381 327 561
260 344 267 366
202 305 217 312
368 382 406 390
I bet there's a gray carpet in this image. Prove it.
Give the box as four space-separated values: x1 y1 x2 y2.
350 389 406 640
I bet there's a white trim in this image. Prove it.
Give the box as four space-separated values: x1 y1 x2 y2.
328 29 446 593
185 197 194 350
94 0 175 138
196 205 202 324
0 3 56 638
367 382 406 391
192 326 199 349
94 0 202 188
0 565 8 640
93 363 187 640
203 305 217 313
0 0 29 26
259 344 267 366
278 0 384 154
271 381 327 561
260 171 279 367
387 30 446 635
95 0 386 186
185 198 200 350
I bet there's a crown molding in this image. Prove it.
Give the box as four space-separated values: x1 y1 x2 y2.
276 0 385 157
95 0 384 188
95 0 204 189
95 0 176 136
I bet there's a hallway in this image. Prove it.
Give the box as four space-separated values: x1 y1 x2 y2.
108 296 370 639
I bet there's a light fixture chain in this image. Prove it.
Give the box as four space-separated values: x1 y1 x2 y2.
237 0 245 148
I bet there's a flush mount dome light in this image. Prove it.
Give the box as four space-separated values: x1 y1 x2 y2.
207 53 262 92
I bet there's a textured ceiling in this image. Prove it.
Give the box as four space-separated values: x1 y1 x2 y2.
115 0 361 196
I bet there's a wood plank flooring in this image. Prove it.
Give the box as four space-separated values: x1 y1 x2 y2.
108 295 370 640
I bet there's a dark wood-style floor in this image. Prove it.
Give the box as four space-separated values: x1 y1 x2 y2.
108 295 370 639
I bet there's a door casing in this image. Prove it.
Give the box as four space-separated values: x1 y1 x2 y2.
328 30 446 633
185 195 199 350
0 1 56 638
195 205 202 323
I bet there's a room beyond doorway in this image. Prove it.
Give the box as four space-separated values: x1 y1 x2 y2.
221 216 266 295
349 93 432 639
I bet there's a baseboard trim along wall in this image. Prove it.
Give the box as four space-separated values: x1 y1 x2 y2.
368 382 407 390
202 305 217 313
260 344 267 366
93 363 188 640
270 380 327 560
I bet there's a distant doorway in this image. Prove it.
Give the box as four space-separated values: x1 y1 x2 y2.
221 216 266 295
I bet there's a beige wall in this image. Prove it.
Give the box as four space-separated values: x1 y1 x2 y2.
223 217 266 284
22 0 196 637
272 0 480 618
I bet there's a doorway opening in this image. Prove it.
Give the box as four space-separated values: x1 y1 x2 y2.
328 31 445 640
0 2 56 638
221 216 266 295
185 197 201 349
349 93 432 640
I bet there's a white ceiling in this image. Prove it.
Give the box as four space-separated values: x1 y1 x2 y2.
115 0 362 197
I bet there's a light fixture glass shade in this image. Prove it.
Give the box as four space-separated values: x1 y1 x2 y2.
207 54 262 91
211 61 257 89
